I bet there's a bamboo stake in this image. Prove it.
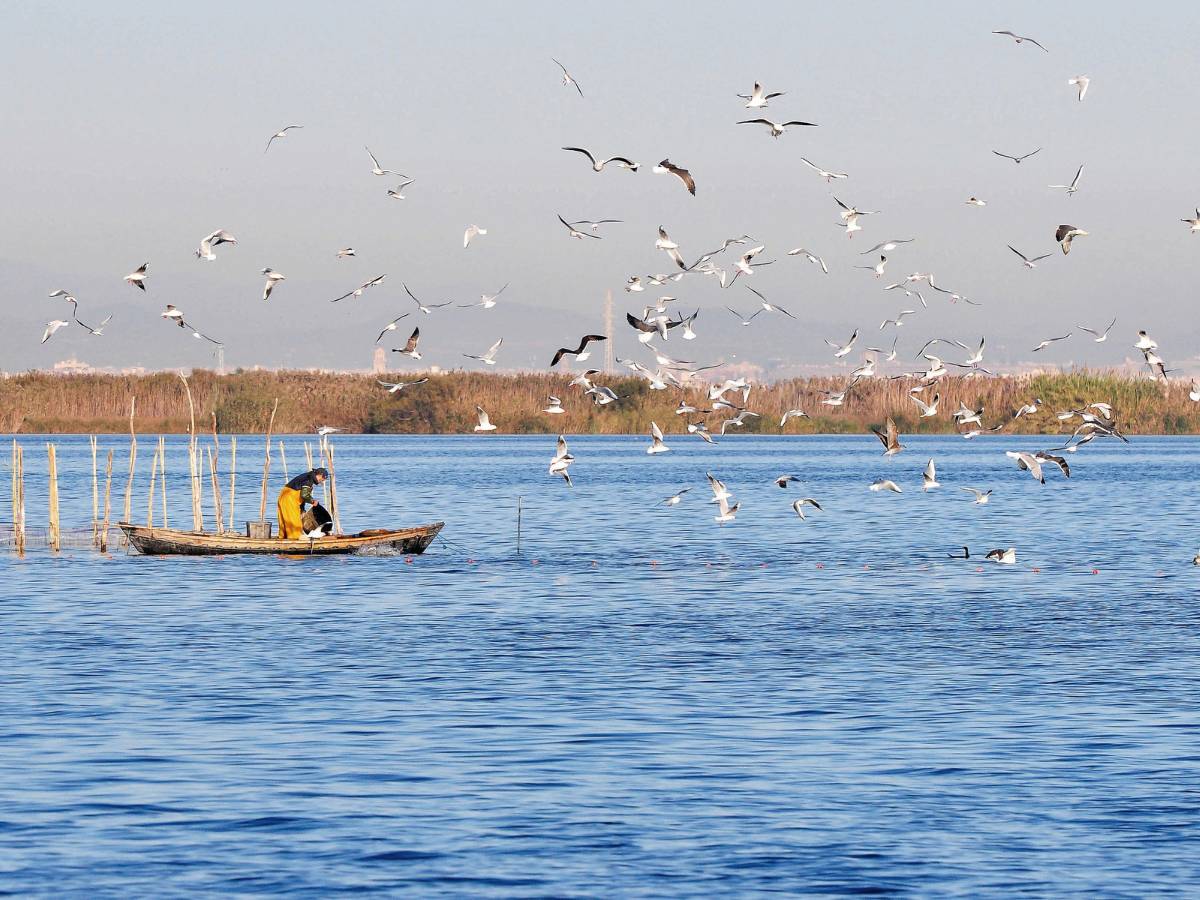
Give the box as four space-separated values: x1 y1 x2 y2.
159 435 168 530
100 449 113 553
47 443 60 552
146 442 159 527
303 442 313 471
15 444 25 556
228 436 237 532
279 440 289 482
325 442 341 535
10 441 17 555
179 373 202 532
90 435 99 547
258 398 279 522
122 398 137 528
208 447 224 533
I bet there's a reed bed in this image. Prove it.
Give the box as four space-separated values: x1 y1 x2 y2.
1 369 1197 435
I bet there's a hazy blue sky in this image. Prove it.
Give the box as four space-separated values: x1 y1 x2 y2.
3 0 1198 376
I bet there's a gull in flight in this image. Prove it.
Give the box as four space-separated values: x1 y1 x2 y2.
992 30 1048 51
986 548 1017 565
337 248 355 258
570 218 622 232
1006 451 1046 484
543 395 565 414
792 498 822 520
196 229 236 261
1049 164 1084 196
799 157 847 182
780 409 809 427
1190 381 1200 402
738 118 817 138
260 268 286 301
961 487 992 505
1135 330 1158 351
1181 209 1200 232
558 214 602 240
1013 398 1042 419
730 245 774 282
880 310 916 330
1077 317 1116 342
1055 224 1089 254
463 338 503 366
551 334 607 367
365 146 401 177
861 239 913 255
316 426 342 437
264 125 302 153
387 179 414 199
787 247 828 273
474 406 497 433
857 255 888 277
872 417 904 456
707 471 731 504
391 326 422 360
552 58 583 96
41 320 70 343
64 297 112 335
992 147 1042 164
403 283 452 314
663 488 690 506
745 285 796 318
124 263 149 291
561 146 639 172
1032 333 1072 352
647 422 670 455
1068 75 1090 101
922 459 940 491
866 336 899 361
775 475 800 488
459 283 509 309
835 196 877 222
1009 245 1052 268
377 377 428 394
912 392 940 417
714 495 740 524
160 305 221 343
870 479 902 493
966 197 987 206
463 224 487 248
549 435 573 485
652 159 696 195
331 274 387 303
825 330 858 358
738 81 784 108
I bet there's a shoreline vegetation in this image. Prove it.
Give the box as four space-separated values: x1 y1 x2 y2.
1 369 1197 435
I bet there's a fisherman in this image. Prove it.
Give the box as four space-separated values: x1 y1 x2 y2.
277 467 328 539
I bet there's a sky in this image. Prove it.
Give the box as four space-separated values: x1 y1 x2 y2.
3 0 1199 378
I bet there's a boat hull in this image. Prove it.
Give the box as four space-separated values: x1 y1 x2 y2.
117 522 443 556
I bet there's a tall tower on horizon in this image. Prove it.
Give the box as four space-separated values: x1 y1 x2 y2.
604 289 614 374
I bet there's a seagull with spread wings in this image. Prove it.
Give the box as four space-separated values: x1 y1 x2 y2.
552 58 584 96
561 146 639 172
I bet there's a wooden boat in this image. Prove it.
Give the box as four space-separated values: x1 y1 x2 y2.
117 521 444 556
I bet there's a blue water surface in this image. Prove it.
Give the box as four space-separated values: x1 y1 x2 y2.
1 434 1197 897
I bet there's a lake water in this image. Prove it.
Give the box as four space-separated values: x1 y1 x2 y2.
1 434 1198 896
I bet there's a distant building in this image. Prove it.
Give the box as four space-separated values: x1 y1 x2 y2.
52 358 93 375
372 347 386 374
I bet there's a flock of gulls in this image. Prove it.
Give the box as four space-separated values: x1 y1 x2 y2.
34 29 1200 562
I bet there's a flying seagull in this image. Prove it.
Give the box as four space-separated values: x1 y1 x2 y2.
986 548 1017 564
647 422 670 455
550 334 607 367
463 224 487 248
570 219 623 232
872 417 904 456
549 435 573 485
463 338 503 366
799 157 847 182
1055 224 1089 254
558 214 602 240
663 488 690 506
738 81 784 108
474 406 497 433
1077 317 1116 342
337 248 355 258
922 459 940 491
745 285 796 318
992 30 1048 52
966 197 987 206
1049 164 1084 196
738 118 817 138
825 330 858 358
391 326 422 360
652 159 696 195
41 320 70 343
124 262 149 291
870 479 902 493
791 498 822 520
377 377 428 394
160 305 221 344
561 147 639 172
961 487 992 505
260 268 286 301
331 274 387 303
1032 333 1072 352
992 148 1042 164
552 58 584 96
787 247 828 273
387 179 414 199
1068 75 1090 101
860 239 913 255
1009 245 1052 268
403 283 452 314
365 146 401 177
196 229 236 261
264 125 303 153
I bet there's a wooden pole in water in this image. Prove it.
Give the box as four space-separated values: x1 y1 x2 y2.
47 443 60 552
179 374 202 533
279 440 288 482
258 398 279 523
90 435 99 547
16 445 25 556
208 446 224 533
228 436 237 532
100 449 113 553
516 495 522 556
10 441 18 556
325 441 341 534
159 435 168 530
303 442 313 471
122 398 137 529
146 442 159 527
